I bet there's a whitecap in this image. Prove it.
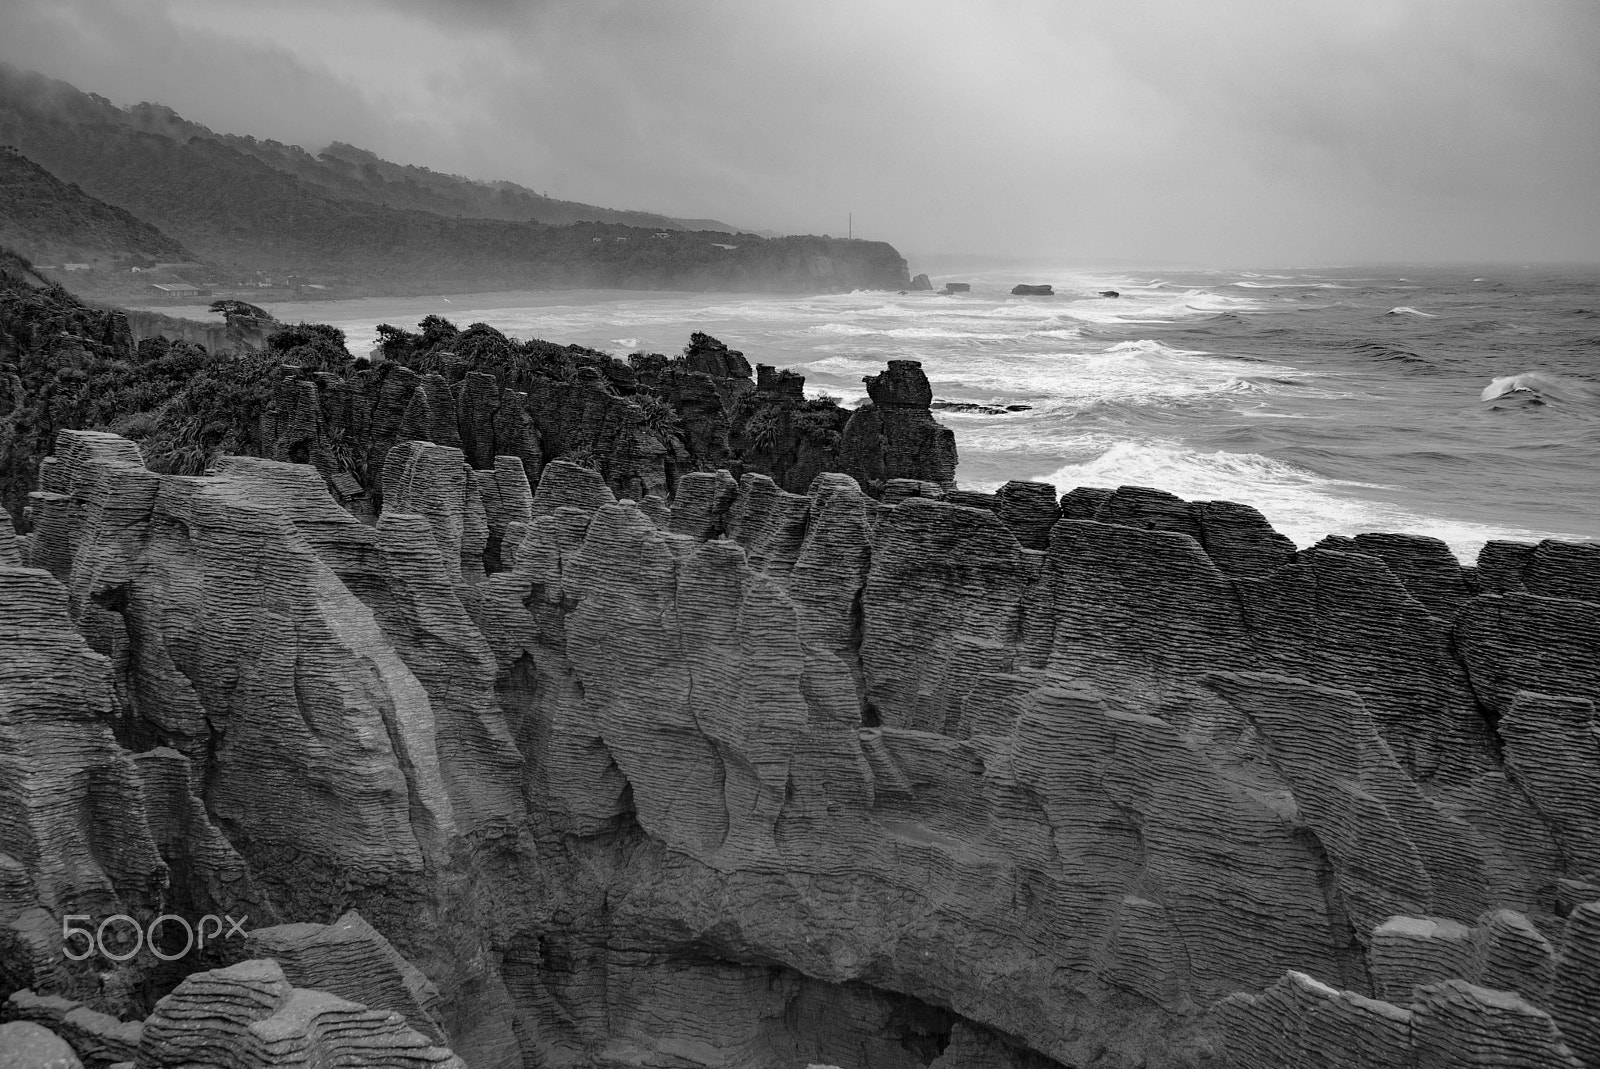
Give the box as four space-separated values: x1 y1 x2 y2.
811 322 882 337
1481 372 1599 406
1387 306 1437 317
1105 339 1211 357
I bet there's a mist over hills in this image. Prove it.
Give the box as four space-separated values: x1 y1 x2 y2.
0 64 905 297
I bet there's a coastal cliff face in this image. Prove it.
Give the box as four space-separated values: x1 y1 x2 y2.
123 308 275 356
2 420 1596 1067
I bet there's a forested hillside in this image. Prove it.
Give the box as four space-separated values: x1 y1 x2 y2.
0 64 732 231
0 147 191 264
0 64 903 295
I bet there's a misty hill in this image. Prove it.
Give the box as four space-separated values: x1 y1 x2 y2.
0 146 191 266
282 140 739 232
0 65 901 295
0 64 735 233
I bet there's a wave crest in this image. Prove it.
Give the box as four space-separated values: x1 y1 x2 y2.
1481 372 1600 407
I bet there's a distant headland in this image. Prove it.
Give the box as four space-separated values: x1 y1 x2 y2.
0 64 911 301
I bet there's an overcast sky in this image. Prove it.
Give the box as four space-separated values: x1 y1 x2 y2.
3 0 1597 265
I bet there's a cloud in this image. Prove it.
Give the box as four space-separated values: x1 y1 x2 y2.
2 0 1596 263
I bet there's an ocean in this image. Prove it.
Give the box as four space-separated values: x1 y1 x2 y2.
150 263 1600 562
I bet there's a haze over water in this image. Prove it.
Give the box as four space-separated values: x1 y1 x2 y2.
177 263 1600 562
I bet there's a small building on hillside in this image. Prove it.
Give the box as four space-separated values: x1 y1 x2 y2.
150 282 200 297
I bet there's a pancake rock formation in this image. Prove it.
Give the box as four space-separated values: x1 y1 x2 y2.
256 330 955 518
0 425 1597 1069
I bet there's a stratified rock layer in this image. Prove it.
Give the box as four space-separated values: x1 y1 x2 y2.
133 959 463 1069
5 430 1598 1069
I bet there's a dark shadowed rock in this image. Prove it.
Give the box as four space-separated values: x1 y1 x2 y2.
1011 284 1054 296
930 399 1033 414
838 361 956 495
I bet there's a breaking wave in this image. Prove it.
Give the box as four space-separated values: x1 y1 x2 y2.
1481 372 1600 407
1035 441 1562 561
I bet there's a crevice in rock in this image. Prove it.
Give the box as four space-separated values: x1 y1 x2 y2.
1292 824 1373 996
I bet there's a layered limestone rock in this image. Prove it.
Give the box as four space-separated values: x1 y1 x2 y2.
4 990 142 1067
254 331 958 514
244 911 446 1042
133 959 464 1069
0 547 167 999
1060 484 1296 577
5 427 1599 1069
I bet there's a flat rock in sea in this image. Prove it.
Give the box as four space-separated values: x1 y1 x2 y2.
1010 283 1053 295
929 399 1033 414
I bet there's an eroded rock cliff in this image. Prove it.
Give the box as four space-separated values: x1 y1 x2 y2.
1 425 1596 1069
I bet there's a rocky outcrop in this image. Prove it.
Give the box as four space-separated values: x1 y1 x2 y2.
909 273 932 291
0 1020 82 1069
134 959 464 1069
4 990 141 1067
3 426 1598 1069
245 911 447 1042
1218 901 1600 1068
940 282 970 294
0 527 168 1001
837 360 957 494
1062 484 1296 577
1010 284 1053 296
728 364 851 493
250 332 957 514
